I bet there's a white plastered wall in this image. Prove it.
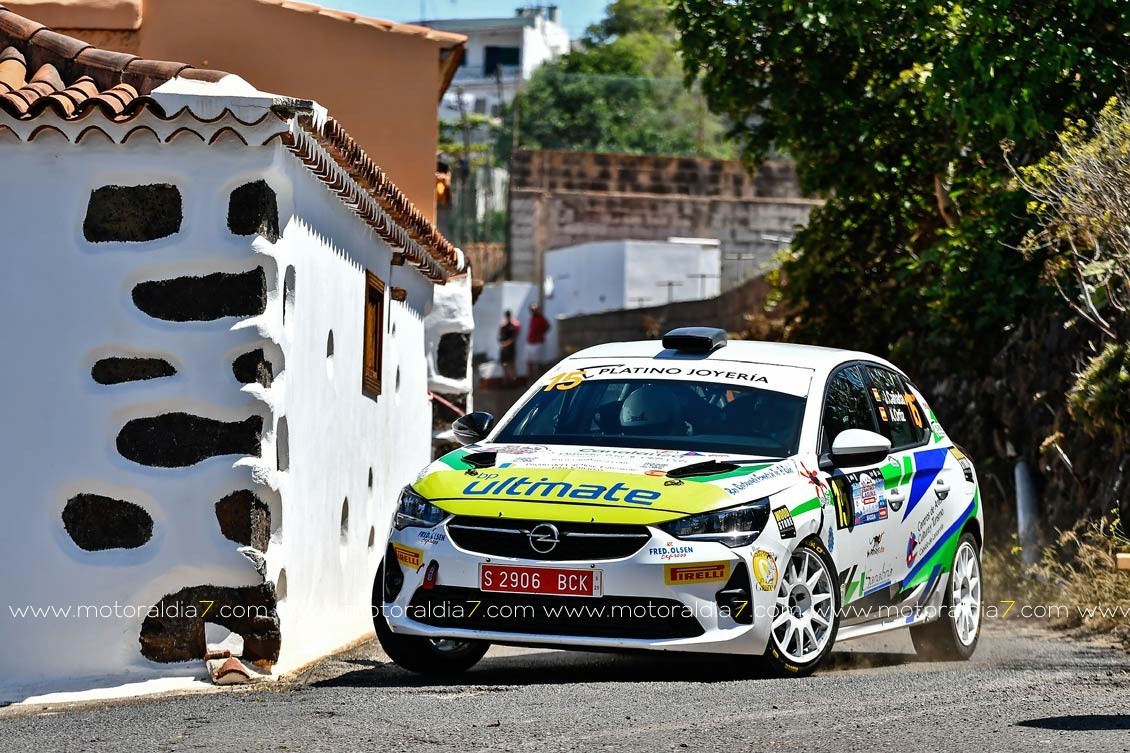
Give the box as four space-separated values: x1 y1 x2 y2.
0 129 434 697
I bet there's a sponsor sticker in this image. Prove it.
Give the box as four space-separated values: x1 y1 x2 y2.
752 550 779 591
417 530 446 546
664 561 731 585
906 533 919 567
773 506 797 539
723 460 796 496
851 470 888 525
866 532 886 557
648 542 696 561
392 542 424 572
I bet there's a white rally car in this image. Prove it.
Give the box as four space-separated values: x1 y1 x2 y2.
376 328 983 677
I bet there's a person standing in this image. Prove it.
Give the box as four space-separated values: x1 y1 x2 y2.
497 309 520 385
526 303 551 380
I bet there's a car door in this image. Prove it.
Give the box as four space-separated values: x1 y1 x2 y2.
859 365 957 592
818 365 906 620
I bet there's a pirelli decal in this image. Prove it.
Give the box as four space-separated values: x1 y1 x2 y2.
392 542 424 572
664 561 731 585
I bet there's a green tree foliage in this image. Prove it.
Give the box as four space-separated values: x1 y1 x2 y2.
504 0 734 158
673 1 1130 364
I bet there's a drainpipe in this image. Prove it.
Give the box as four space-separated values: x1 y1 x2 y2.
1015 459 1041 566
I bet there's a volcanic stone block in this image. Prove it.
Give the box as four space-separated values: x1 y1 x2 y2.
132 268 267 322
215 490 271 551
62 494 153 551
436 332 471 380
83 184 182 242
228 180 280 242
232 349 273 388
117 413 263 468
91 357 176 385
139 583 281 664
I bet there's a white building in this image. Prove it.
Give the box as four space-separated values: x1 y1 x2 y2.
0 13 469 700
422 6 570 121
540 239 720 364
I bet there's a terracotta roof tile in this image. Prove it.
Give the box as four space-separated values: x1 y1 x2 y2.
0 6 464 283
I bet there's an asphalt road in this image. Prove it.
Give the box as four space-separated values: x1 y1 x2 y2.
2 621 1128 753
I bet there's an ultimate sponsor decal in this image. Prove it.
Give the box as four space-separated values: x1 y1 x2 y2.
392 542 424 572
647 542 696 561
773 506 797 539
461 474 661 506
664 561 731 585
752 550 779 591
417 530 446 546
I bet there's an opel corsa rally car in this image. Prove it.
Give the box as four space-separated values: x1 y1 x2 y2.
375 328 983 677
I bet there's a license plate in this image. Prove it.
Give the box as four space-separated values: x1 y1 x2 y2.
479 564 602 598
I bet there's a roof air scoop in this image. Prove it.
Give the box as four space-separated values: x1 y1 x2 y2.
662 327 728 353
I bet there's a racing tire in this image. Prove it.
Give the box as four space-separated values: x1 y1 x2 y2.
372 563 490 675
762 536 840 678
910 533 982 661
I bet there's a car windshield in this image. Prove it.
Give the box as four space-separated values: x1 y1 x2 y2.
493 378 806 457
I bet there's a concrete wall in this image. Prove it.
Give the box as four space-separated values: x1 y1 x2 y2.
508 150 821 286
0 131 434 697
555 276 774 357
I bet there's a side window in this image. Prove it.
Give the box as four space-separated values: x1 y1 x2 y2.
863 366 927 449
822 365 878 449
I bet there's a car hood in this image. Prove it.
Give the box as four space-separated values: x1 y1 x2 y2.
412 443 805 525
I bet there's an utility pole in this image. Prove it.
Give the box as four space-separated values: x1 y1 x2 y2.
629 296 652 309
723 252 758 284
656 280 685 304
688 272 720 299
455 86 473 245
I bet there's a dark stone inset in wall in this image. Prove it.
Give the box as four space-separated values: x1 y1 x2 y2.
92 357 176 385
132 268 267 322
117 413 263 468
436 332 471 380
62 494 153 551
215 490 271 551
232 349 274 388
228 180 280 243
139 583 281 664
83 184 182 243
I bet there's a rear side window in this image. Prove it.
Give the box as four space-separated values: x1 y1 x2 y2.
822 366 878 448
863 365 927 449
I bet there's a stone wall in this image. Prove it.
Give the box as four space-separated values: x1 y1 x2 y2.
556 276 773 356
508 149 820 286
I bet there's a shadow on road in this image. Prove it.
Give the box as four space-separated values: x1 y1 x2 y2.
311 647 922 689
1017 715 1130 731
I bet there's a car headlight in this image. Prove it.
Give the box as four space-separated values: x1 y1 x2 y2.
659 498 771 548
394 486 448 530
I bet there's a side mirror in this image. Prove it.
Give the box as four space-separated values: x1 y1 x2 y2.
452 411 495 446
830 429 891 468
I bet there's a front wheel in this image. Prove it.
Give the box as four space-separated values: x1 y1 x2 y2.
910 533 982 661
373 563 489 675
762 536 840 677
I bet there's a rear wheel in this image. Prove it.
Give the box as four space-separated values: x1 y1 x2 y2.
911 533 981 661
763 536 840 677
373 562 489 675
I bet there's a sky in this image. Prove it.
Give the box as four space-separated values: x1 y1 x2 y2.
314 0 608 38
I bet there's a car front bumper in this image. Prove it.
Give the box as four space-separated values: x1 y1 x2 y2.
382 521 787 655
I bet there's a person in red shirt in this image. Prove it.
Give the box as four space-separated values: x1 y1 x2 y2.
526 303 551 379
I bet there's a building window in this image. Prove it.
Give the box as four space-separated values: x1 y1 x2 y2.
484 45 520 77
362 271 385 397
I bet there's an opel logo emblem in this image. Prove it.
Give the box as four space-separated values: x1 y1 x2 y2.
528 523 560 554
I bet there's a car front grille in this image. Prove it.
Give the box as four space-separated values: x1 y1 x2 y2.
408 586 705 640
446 516 651 561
